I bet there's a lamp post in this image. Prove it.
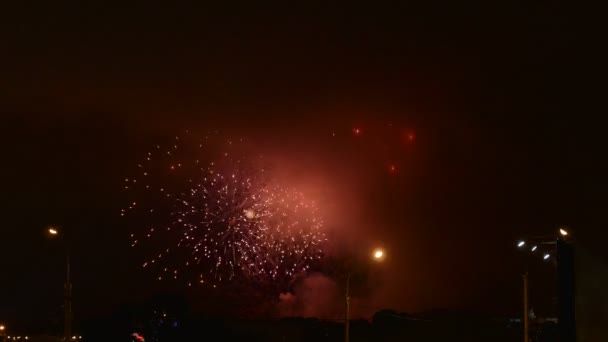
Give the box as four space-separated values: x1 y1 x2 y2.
345 247 385 342
48 227 72 342
516 227 569 342
344 272 351 342
522 272 529 342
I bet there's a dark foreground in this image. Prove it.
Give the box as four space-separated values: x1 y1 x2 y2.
74 310 555 342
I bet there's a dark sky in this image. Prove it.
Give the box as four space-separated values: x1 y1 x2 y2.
0 0 602 331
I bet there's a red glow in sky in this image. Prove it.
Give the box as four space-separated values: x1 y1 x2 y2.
404 130 415 143
353 127 362 136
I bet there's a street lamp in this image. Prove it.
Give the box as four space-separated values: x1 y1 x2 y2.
515 228 572 342
47 226 72 342
345 248 386 342
373 248 384 261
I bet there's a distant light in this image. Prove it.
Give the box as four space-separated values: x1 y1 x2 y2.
132 333 145 342
48 228 58 235
543 254 550 260
353 127 361 136
0 324 5 331
406 130 416 142
517 241 525 248
389 165 397 173
560 228 568 236
531 246 538 252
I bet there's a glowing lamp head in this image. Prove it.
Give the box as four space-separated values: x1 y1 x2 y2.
560 228 568 236
48 227 58 236
372 248 385 261
244 209 256 220
531 245 538 252
543 253 550 260
517 241 525 248
0 324 5 331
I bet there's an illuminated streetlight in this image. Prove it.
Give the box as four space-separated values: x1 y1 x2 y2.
45 226 72 342
543 254 550 260
346 247 386 342
372 248 386 262
0 324 5 331
531 245 538 252
560 228 568 236
517 241 525 248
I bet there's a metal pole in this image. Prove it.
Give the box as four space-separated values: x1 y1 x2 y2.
523 272 529 342
65 251 72 342
345 273 350 342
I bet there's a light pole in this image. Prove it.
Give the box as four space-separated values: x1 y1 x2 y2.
516 227 569 342
48 227 72 342
522 272 529 342
345 272 351 342
345 247 385 342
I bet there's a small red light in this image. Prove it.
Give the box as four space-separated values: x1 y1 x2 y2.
389 164 397 173
404 130 415 142
353 128 361 136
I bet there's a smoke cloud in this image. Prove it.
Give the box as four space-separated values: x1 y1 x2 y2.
277 273 342 318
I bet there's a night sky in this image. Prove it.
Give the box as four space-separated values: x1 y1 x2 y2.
0 0 602 331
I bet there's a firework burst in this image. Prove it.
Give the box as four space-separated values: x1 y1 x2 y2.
256 186 324 278
122 134 325 287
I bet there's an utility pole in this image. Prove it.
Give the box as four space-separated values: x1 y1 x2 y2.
523 272 529 342
345 273 351 342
